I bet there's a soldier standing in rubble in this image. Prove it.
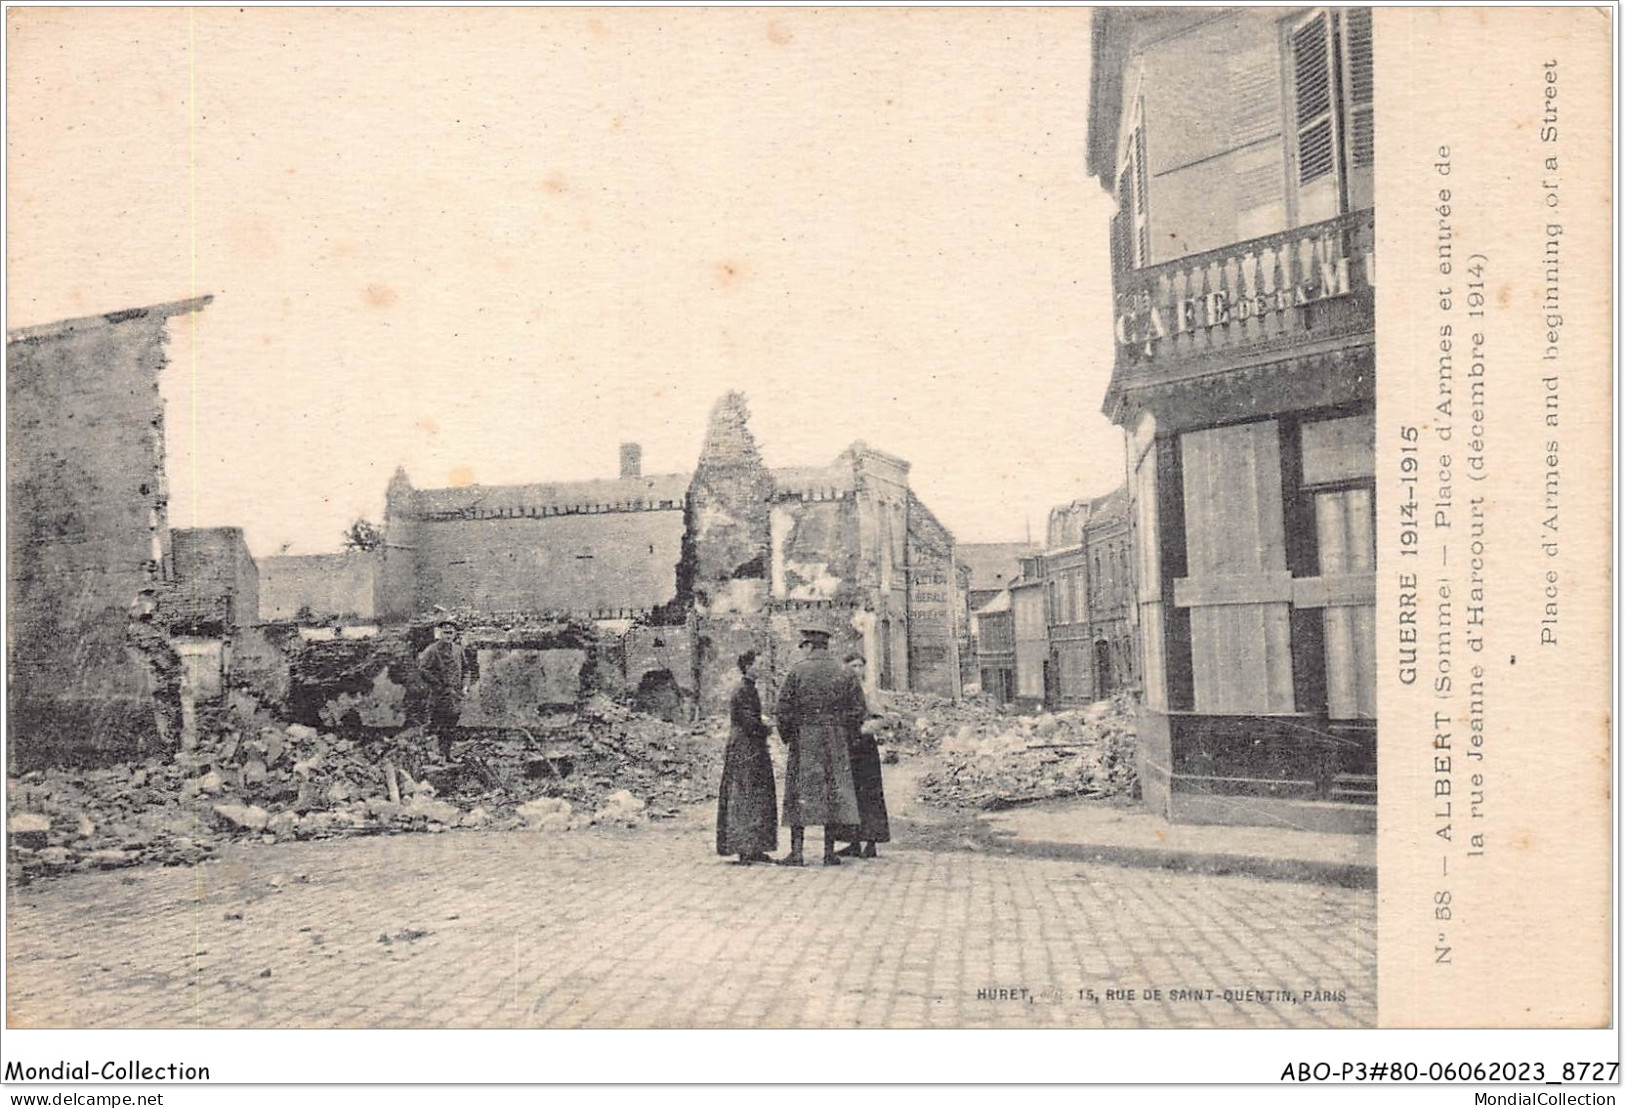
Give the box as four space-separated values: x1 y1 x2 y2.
417 617 467 761
715 649 777 865
773 628 862 867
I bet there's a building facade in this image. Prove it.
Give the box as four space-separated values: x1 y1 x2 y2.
1041 488 1135 708
1009 560 1049 711
957 541 1037 696
972 590 1015 703
1090 8 1376 827
378 450 689 624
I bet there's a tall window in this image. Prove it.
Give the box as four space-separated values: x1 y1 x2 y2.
1299 414 1376 720
1290 8 1373 222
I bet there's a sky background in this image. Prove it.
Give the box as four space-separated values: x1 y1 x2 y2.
8 7 1121 556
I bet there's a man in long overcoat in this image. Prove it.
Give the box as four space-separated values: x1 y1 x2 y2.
774 628 863 866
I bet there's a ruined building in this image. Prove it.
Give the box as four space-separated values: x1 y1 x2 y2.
361 392 961 716
7 296 212 766
685 392 961 714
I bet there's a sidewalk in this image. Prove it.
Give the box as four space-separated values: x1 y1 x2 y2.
887 759 1375 888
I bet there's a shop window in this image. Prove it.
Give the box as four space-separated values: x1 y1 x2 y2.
1297 412 1376 720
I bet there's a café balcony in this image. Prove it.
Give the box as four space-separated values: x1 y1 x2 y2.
1102 209 1376 428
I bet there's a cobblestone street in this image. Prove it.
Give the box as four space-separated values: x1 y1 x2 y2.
6 814 1374 1029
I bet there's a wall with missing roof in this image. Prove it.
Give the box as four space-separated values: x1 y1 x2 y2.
7 304 201 766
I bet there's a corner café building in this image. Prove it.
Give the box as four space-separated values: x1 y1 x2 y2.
1089 8 1376 829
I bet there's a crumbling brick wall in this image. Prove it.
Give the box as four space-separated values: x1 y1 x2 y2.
168 526 259 632
6 298 210 767
622 624 695 700
694 613 772 719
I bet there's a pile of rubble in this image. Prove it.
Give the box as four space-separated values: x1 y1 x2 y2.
915 694 1139 810
873 690 1021 755
7 693 723 883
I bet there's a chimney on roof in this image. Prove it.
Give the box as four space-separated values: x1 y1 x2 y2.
619 442 642 479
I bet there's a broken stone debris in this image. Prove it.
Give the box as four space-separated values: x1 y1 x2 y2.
7 686 722 882
912 693 1139 810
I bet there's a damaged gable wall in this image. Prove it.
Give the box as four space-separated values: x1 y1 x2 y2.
7 297 211 767
688 391 775 609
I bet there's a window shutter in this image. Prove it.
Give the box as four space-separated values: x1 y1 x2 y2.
1133 125 1150 261
1342 8 1374 169
1110 167 1132 272
1292 13 1335 186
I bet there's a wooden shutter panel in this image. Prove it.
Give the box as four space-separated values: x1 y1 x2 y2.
1316 487 1376 720
1133 126 1150 262
1110 207 1131 272
1342 8 1374 170
1292 13 1335 186
1177 422 1295 714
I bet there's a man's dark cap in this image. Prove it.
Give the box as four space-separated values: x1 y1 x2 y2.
800 628 832 644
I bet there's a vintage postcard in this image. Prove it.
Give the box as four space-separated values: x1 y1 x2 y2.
3 4 1614 1088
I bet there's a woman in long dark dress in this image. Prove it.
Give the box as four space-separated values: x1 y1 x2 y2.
716 650 777 864
835 653 891 859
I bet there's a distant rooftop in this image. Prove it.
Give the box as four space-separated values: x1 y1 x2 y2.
958 542 1039 592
